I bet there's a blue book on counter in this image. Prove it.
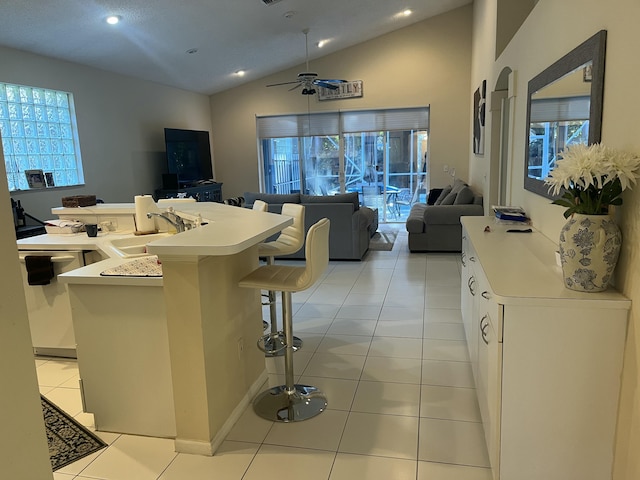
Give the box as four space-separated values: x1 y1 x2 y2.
492 205 529 222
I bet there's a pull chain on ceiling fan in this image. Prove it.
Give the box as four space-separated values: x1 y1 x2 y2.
266 28 347 95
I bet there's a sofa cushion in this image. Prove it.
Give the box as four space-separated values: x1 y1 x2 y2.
434 186 452 205
453 186 474 205
243 192 301 205
451 178 467 195
301 192 359 211
440 190 458 205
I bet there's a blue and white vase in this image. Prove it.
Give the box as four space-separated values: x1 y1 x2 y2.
558 214 621 292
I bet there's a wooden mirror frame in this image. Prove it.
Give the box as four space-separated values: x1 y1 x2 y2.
523 30 607 198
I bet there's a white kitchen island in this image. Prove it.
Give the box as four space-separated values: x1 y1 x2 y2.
52 202 292 455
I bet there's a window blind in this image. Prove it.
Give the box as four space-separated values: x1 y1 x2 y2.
530 96 590 123
341 107 430 133
256 112 339 138
256 106 430 138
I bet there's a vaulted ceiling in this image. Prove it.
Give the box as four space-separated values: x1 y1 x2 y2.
0 0 471 95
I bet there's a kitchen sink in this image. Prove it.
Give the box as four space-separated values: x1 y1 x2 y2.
108 233 172 258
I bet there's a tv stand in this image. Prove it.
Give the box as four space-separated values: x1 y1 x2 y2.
155 182 223 203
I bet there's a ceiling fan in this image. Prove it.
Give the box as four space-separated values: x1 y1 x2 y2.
266 29 347 95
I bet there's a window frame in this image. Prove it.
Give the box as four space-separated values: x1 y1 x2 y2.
0 82 84 192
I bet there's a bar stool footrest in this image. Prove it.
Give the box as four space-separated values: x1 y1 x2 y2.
257 333 303 357
253 384 327 422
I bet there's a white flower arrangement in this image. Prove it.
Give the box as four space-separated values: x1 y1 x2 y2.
544 143 640 218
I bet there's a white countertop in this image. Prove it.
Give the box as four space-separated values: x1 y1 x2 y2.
461 216 630 308
19 202 292 286
17 230 137 252
52 203 140 216
144 203 291 257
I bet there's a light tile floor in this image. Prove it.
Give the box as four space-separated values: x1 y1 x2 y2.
36 226 491 480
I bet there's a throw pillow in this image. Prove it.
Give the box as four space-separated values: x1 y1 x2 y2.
434 185 452 205
450 178 467 195
440 190 458 205
427 188 443 205
454 186 474 205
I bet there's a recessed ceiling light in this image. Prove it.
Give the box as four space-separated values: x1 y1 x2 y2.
106 15 121 25
186 48 198 54
317 39 328 48
403 9 413 16
235 70 246 77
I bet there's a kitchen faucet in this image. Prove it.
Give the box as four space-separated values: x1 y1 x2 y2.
147 208 187 233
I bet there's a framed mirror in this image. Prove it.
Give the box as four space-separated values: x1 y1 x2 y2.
524 30 607 198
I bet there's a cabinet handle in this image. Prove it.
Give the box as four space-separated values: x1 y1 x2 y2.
461 252 466 267
480 315 489 345
481 291 491 300
469 256 476 263
468 276 476 296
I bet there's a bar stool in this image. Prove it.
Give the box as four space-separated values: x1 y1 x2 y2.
258 203 305 356
252 200 268 212
239 218 330 422
251 199 270 329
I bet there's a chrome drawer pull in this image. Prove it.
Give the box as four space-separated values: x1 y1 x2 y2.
468 276 476 295
480 315 489 345
481 291 491 300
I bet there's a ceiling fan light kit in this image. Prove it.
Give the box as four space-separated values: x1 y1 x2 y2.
266 29 347 96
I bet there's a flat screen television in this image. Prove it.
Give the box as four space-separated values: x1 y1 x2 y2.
164 128 213 186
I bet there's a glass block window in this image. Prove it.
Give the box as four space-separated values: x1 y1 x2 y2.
0 82 84 191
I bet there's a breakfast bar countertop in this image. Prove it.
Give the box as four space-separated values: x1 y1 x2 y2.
18 202 292 286
143 202 292 257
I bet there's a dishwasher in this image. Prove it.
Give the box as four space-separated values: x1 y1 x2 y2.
18 250 86 358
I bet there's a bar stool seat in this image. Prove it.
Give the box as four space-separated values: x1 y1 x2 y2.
239 218 330 422
257 203 305 356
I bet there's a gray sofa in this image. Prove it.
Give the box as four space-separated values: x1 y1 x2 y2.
406 179 484 252
244 192 378 260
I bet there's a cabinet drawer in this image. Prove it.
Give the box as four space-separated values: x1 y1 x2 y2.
474 264 503 342
477 311 502 477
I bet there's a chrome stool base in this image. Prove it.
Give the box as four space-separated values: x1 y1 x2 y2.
260 333 303 357
253 384 327 422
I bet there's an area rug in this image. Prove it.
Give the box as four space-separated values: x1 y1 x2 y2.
369 228 398 251
41 395 107 471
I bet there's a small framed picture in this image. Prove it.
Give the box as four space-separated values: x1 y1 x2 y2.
25 169 46 189
45 172 55 187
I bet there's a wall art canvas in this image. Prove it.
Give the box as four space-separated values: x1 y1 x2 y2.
473 80 487 155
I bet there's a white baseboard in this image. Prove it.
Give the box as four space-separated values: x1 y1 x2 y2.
173 370 268 456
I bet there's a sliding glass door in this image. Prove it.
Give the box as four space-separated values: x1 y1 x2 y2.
258 107 429 223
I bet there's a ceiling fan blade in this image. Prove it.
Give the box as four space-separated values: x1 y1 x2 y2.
288 83 303 91
314 80 345 90
266 80 302 87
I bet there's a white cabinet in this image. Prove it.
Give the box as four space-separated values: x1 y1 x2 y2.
461 216 630 480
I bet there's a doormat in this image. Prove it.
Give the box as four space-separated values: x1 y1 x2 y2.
369 230 398 251
41 395 107 471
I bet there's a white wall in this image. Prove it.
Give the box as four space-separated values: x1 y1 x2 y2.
209 6 473 199
1 46 213 222
0 145 53 478
473 0 640 477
